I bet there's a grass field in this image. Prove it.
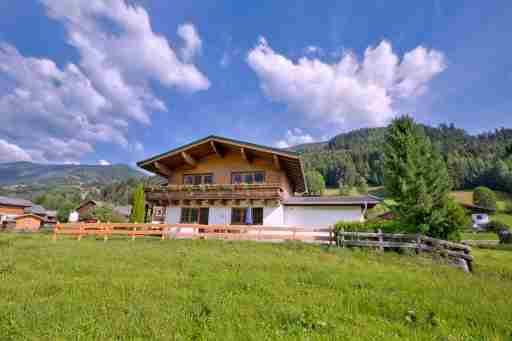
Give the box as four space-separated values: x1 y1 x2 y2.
1 233 512 340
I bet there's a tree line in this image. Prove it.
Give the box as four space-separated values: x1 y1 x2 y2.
299 124 512 194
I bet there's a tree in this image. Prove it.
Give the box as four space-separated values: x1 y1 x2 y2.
473 186 497 210
305 170 326 195
57 202 75 223
355 176 368 194
130 183 145 223
383 115 456 239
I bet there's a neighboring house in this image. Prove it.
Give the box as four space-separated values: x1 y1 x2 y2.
137 136 380 227
15 214 44 230
0 196 34 227
76 200 99 218
460 203 495 231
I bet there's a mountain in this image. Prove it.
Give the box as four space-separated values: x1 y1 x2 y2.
0 161 144 186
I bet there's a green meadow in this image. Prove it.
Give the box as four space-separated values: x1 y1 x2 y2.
1 233 511 340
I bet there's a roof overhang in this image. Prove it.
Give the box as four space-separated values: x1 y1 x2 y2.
283 195 381 208
137 135 307 193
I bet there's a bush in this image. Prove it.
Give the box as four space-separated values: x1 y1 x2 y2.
305 170 326 195
334 220 414 234
504 201 512 214
474 186 497 210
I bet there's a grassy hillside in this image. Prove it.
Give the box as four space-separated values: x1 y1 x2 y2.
1 234 511 340
0 161 143 186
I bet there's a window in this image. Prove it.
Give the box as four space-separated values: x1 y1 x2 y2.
183 173 214 185
180 207 209 224
153 206 165 217
231 172 265 184
231 207 263 225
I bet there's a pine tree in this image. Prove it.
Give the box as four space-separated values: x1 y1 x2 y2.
130 183 145 223
383 115 458 239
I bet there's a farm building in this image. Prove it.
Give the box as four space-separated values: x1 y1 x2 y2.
14 214 45 230
137 135 380 227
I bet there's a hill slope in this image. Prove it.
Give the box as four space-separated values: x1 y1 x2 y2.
0 161 144 186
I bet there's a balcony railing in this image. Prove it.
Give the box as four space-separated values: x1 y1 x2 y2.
145 183 283 202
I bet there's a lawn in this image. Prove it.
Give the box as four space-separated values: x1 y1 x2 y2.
1 234 512 340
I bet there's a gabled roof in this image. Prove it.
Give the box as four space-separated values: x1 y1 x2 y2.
137 135 307 193
25 205 47 215
76 200 99 210
0 196 33 208
15 214 45 221
283 195 381 207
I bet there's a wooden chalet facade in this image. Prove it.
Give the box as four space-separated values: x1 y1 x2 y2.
138 136 379 227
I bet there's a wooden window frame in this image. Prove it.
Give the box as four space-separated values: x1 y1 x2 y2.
180 207 209 224
230 171 265 185
230 207 264 225
183 173 214 185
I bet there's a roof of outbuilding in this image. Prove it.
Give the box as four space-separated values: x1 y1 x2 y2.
25 205 47 215
283 195 382 206
0 196 33 208
14 214 45 221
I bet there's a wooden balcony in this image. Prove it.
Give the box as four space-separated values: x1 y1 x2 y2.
144 183 284 204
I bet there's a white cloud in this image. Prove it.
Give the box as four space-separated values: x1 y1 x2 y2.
0 140 32 162
304 45 323 55
0 0 210 163
276 128 316 148
247 38 446 130
177 23 202 62
98 159 111 166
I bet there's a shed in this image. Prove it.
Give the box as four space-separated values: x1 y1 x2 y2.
15 214 45 230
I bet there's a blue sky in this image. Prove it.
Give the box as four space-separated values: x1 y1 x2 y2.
0 0 510 166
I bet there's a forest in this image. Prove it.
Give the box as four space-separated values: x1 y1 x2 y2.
296 124 512 193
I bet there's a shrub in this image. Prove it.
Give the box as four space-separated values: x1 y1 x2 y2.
504 201 512 214
473 186 497 210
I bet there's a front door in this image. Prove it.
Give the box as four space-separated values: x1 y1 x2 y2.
199 208 209 225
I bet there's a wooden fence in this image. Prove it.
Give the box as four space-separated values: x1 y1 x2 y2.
53 223 473 272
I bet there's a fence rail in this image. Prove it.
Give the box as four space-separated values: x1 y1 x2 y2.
54 223 473 272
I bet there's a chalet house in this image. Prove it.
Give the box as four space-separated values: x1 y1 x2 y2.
137 136 380 227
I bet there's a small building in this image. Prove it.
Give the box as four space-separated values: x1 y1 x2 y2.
137 135 381 227
14 214 45 230
113 205 132 219
45 211 58 225
0 196 34 228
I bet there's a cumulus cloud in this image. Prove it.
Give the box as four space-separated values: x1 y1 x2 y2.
0 140 33 162
276 128 316 148
247 38 446 130
0 0 210 163
178 23 202 62
98 159 111 166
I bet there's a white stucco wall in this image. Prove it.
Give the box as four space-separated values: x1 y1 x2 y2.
263 205 284 226
284 205 363 226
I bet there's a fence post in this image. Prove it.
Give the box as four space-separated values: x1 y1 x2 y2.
132 227 136 241
378 229 384 252
292 227 297 241
416 234 422 254
341 228 345 248
77 224 83 241
52 226 58 242
258 226 262 241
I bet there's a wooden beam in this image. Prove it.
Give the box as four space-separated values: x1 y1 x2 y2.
154 161 172 177
240 147 252 163
273 154 281 170
181 151 197 167
210 140 223 158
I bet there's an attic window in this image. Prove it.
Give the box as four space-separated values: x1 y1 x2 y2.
183 174 214 185
231 172 265 184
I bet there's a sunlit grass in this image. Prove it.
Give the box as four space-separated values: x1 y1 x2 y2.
1 233 512 340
